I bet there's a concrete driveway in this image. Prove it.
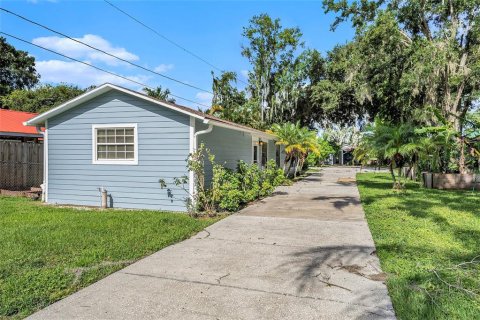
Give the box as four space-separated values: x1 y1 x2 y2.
29 167 395 320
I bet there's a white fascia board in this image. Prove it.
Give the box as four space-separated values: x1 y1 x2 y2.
24 85 112 126
105 85 205 121
24 83 205 126
208 119 276 140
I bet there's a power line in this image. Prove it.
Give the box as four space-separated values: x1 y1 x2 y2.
0 7 213 94
103 0 249 86
0 31 211 108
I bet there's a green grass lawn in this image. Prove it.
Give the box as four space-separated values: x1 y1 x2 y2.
357 173 480 319
0 197 219 319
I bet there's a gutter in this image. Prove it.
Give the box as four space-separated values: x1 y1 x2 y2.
207 119 276 140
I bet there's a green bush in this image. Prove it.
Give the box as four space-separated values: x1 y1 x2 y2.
261 160 285 195
237 160 261 202
214 166 244 211
307 152 317 167
214 160 285 212
162 150 286 214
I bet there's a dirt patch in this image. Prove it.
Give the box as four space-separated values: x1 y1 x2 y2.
339 264 388 282
1 189 41 200
337 177 356 183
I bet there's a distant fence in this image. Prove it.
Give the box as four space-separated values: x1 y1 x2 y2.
0 140 43 190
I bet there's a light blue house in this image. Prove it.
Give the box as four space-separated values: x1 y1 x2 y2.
25 83 284 212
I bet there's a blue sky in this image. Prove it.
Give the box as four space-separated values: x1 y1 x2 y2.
1 0 354 109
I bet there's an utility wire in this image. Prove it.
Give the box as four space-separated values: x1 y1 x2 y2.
0 7 213 94
0 31 211 108
103 0 249 86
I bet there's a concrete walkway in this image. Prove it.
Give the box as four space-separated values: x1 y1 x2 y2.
29 167 395 320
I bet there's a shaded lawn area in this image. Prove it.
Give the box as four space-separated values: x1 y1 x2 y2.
357 173 480 319
0 197 219 319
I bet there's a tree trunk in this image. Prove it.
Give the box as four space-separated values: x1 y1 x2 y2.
283 154 290 175
292 159 298 178
459 136 466 173
389 161 398 189
397 165 403 188
286 156 295 177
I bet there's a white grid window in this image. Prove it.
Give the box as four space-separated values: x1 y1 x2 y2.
92 124 137 164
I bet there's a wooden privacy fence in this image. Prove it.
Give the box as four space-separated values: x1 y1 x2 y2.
0 140 43 190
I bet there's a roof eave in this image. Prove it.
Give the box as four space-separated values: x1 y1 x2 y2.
24 84 113 126
23 83 276 140
24 83 206 126
208 119 276 140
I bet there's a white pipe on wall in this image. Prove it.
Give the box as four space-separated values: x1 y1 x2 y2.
189 120 213 205
193 121 213 151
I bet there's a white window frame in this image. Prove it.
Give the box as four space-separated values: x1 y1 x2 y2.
92 123 138 165
252 136 268 168
275 144 281 167
252 144 259 166
260 140 268 168
252 136 259 166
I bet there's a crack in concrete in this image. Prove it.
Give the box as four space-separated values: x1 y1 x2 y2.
120 271 395 314
216 273 230 284
196 229 211 239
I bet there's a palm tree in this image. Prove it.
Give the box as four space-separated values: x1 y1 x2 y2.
353 134 378 171
268 122 300 175
294 127 320 177
143 86 176 103
267 122 320 177
362 120 418 189
413 125 457 174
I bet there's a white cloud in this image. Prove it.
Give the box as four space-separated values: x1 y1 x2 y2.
154 64 174 73
195 92 213 107
240 69 249 79
32 34 139 66
36 59 150 89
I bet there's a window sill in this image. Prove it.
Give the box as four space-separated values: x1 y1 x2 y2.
92 160 138 165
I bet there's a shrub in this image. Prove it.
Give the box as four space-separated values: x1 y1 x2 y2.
213 165 243 212
307 152 317 167
161 149 286 215
236 161 261 202
261 160 285 195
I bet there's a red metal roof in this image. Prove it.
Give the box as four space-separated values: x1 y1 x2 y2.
0 109 43 136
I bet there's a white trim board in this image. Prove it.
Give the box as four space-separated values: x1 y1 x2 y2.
91 123 139 165
44 120 49 202
23 83 277 140
188 117 195 200
24 83 204 127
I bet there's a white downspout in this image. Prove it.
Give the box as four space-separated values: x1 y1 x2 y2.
35 124 47 202
189 119 213 205
194 120 213 150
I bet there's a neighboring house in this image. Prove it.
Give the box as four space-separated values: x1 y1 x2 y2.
0 110 44 191
0 109 43 141
25 83 284 212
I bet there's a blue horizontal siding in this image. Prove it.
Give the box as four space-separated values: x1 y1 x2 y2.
47 90 190 211
196 120 252 184
195 121 283 185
